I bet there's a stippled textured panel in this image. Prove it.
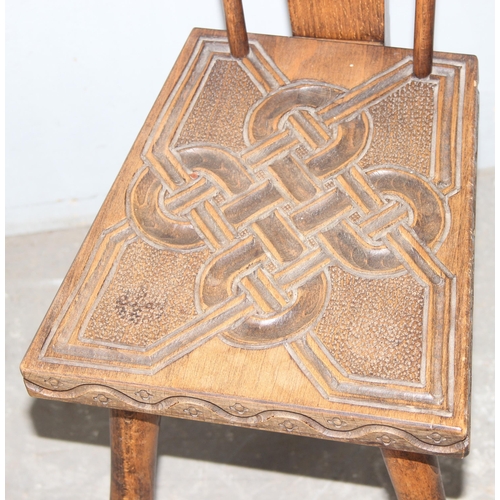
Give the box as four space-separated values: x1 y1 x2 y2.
314 266 425 383
358 80 435 176
84 239 209 348
175 59 262 151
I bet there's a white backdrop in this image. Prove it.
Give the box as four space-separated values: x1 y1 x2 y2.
6 0 494 235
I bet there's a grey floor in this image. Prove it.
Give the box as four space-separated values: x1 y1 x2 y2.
6 168 494 499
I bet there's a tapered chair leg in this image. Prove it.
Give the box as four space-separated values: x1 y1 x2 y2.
110 410 161 500
381 448 446 500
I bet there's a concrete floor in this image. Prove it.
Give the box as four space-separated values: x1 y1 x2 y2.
6 168 494 499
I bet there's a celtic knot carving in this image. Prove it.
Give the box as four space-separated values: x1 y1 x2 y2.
127 41 450 352
43 37 466 413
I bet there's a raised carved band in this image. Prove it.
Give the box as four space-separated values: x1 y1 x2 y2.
25 381 468 457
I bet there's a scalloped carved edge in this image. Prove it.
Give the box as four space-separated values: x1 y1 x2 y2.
24 380 468 457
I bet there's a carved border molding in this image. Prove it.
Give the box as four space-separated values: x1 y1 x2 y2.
25 380 468 457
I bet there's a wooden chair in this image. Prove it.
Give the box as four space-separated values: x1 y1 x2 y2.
21 0 478 498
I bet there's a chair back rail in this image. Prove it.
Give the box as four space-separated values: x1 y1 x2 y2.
287 0 384 44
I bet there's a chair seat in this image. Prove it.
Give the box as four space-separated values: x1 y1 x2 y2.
21 28 478 458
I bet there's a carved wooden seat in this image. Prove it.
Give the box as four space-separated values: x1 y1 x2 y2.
21 0 478 498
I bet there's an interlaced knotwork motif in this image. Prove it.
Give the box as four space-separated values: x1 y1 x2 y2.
128 39 451 352
44 37 466 412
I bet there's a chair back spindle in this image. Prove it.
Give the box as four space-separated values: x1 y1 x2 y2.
414 0 436 77
222 0 249 57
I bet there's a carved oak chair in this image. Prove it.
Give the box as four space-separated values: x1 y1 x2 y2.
21 0 478 498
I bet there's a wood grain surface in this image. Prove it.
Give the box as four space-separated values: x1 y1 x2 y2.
222 0 249 58
287 0 385 43
381 448 446 499
20 28 478 457
110 410 160 500
414 0 436 77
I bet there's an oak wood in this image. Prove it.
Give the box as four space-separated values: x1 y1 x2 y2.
20 28 478 460
222 0 249 58
17 2 479 498
287 0 385 43
414 0 436 77
381 448 446 499
110 410 160 500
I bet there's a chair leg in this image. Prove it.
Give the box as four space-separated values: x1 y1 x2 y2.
381 448 446 500
110 410 161 500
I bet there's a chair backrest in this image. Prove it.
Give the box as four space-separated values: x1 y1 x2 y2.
222 0 436 78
